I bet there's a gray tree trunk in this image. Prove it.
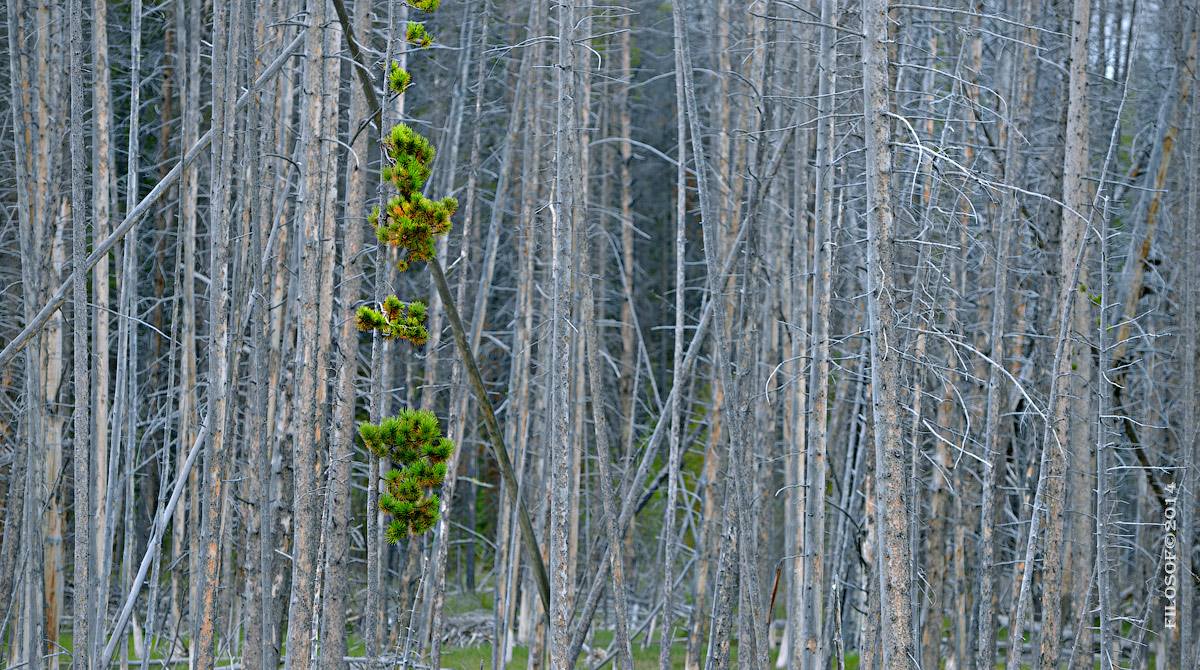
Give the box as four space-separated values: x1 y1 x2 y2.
69 0 91 665
549 0 579 667
860 0 916 665
196 0 241 663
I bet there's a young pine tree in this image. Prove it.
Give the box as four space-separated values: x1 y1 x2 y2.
355 15 457 543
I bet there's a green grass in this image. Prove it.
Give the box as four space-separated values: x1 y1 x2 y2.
445 590 494 613
439 629 802 670
36 632 241 668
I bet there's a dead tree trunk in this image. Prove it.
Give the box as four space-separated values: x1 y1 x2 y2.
860 0 916 665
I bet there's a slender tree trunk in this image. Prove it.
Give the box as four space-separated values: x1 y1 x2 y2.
1179 37 1200 666
549 0 579 666
1038 0 1091 665
69 0 91 665
426 6 484 665
173 0 203 653
860 0 916 664
659 19 689 669
286 0 335 666
318 3 371 669
90 0 114 657
580 236 635 670
241 4 279 669
802 1 835 665
196 0 241 663
977 4 1035 665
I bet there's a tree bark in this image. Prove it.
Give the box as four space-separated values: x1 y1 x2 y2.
90 0 114 657
318 3 371 669
549 0 579 666
69 0 91 666
1039 0 1092 665
286 0 336 666
659 17 689 668
196 0 241 663
802 0 835 665
860 0 916 665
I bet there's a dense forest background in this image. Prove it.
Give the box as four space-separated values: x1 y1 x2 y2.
1 0 1198 668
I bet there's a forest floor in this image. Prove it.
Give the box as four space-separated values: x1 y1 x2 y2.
437 628 794 670
49 615 871 670
51 628 800 670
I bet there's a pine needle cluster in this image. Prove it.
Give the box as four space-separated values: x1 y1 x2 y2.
359 409 454 541
406 21 432 48
354 295 429 345
371 69 457 273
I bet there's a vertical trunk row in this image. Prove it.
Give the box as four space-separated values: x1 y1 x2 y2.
976 1 1036 666
425 4 486 664
286 0 337 665
318 1 373 668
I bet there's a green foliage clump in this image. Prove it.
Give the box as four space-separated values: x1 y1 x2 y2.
388 61 411 95
360 408 455 542
372 75 458 272
406 21 432 48
354 295 429 345
409 0 440 11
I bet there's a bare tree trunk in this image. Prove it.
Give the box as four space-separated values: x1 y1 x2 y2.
549 0 579 666
1179 39 1200 666
90 0 114 657
319 4 371 669
173 0 203 654
116 6 143 668
673 3 771 668
241 5 280 670
860 0 916 664
659 17 688 668
426 6 484 666
6 5 67 669
616 3 637 453
977 4 1035 665
0 426 25 635
1094 173 1117 670
286 1 335 666
580 234 635 670
802 0 835 665
497 11 547 658
196 0 241 663
1038 0 1091 665
69 0 91 666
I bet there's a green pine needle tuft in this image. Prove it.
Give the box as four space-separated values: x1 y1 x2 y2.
360 408 455 539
